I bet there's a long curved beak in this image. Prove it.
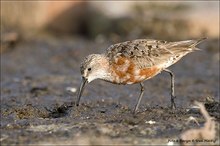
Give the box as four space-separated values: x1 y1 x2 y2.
76 77 87 106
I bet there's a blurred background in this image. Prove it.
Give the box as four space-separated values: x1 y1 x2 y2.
1 1 219 145
1 0 219 80
1 1 219 42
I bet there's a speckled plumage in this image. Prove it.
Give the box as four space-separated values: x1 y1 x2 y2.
77 38 206 113
106 39 204 69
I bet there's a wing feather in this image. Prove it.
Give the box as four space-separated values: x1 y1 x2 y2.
105 38 205 69
106 39 171 68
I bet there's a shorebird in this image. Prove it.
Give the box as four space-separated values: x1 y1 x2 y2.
76 38 206 114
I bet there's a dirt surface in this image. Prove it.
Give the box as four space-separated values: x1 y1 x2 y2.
1 36 219 145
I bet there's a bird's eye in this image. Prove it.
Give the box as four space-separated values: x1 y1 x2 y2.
88 68 91 71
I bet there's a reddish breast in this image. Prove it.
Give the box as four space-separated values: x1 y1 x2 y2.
110 57 161 84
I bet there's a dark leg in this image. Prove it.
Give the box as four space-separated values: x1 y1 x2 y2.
164 69 176 110
133 82 144 114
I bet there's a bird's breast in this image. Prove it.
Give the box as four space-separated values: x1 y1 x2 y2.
110 56 161 84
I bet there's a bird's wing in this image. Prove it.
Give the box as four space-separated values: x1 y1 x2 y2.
106 38 205 69
106 39 172 69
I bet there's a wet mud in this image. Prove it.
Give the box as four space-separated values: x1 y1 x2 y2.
1 36 219 145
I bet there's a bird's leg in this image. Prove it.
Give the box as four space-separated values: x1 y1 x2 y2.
164 69 176 110
133 82 144 114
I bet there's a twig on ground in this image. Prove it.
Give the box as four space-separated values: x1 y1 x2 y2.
180 101 217 146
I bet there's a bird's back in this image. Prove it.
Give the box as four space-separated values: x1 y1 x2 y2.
106 38 206 69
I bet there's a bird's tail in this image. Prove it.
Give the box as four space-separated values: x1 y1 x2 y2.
189 37 207 49
167 37 207 52
158 38 207 69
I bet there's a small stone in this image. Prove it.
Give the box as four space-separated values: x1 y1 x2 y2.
145 120 156 124
66 87 77 93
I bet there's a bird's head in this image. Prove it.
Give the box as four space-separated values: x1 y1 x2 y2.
80 54 109 83
76 54 110 106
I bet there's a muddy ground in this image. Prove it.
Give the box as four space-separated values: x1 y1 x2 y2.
1 36 219 145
